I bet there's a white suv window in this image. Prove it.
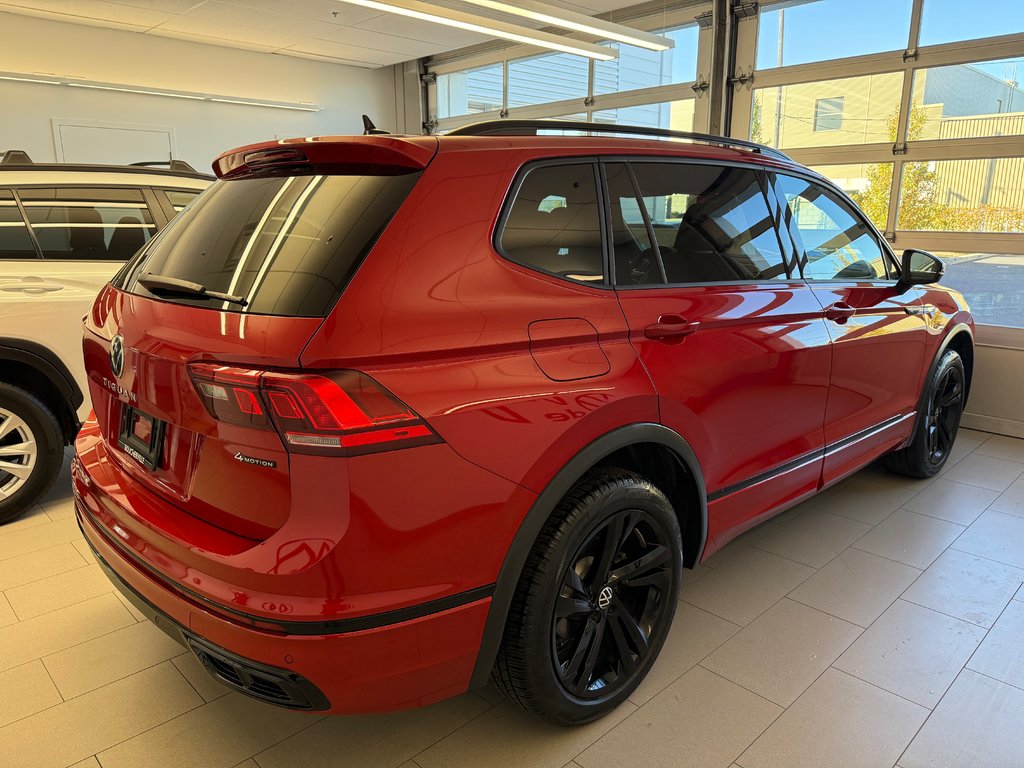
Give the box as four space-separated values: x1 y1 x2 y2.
0 190 37 259
18 187 157 261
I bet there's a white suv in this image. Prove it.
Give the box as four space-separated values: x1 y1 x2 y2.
0 151 210 523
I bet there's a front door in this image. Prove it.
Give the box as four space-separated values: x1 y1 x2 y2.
771 173 929 483
606 160 833 551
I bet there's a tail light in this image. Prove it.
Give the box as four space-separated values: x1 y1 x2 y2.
188 363 439 456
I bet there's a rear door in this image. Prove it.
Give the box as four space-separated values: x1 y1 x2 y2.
770 173 928 483
608 159 833 544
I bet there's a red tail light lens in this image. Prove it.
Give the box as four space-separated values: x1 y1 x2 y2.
188 363 439 456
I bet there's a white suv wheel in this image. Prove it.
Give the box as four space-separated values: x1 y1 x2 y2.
0 406 38 499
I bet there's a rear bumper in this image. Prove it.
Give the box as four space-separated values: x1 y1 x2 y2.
76 493 493 714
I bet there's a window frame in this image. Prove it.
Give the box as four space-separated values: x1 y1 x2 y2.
10 184 167 263
0 187 42 260
492 157 613 290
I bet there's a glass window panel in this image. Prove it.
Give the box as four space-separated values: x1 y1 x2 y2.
592 99 695 132
605 163 660 284
627 163 789 284
436 63 503 119
751 72 904 149
165 189 201 213
938 251 1024 328
897 158 1024 233
23 196 157 261
508 52 588 109
910 57 1024 141
919 0 1024 46
756 0 912 70
499 164 604 283
808 162 893 230
774 174 889 280
0 202 38 259
593 25 699 95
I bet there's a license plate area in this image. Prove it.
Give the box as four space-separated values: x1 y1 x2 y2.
118 404 166 471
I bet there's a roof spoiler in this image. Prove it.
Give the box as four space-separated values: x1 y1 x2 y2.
212 135 437 180
1 150 32 164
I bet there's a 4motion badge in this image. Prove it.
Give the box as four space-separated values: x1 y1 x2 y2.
234 452 277 469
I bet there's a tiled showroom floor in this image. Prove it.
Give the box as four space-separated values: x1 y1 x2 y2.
3 428 1024 768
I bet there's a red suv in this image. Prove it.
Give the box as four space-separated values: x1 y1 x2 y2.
74 120 974 725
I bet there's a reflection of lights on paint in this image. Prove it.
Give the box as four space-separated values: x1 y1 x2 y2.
442 387 615 415
113 524 129 541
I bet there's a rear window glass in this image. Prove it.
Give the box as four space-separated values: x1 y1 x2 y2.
121 173 421 317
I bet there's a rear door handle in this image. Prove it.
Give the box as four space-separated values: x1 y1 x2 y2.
905 305 935 316
644 315 700 340
824 301 856 323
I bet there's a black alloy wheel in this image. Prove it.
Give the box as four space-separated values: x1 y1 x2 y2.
554 509 673 697
925 363 964 466
494 469 682 725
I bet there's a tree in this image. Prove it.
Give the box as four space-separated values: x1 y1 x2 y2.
850 105 943 231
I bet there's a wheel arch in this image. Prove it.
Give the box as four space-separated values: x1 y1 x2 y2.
906 322 974 445
469 422 707 688
0 339 83 443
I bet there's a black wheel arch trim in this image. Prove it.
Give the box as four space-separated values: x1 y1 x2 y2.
469 422 707 688
909 323 974 442
0 338 83 432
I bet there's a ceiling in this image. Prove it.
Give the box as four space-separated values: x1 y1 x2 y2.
0 0 651 68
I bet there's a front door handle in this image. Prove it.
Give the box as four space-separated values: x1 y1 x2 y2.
644 315 700 340
824 301 856 324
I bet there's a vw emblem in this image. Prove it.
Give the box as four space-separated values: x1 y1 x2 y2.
110 334 125 378
597 586 613 611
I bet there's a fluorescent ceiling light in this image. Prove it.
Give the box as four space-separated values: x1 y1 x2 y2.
0 75 60 85
210 97 319 112
332 0 617 60
456 0 673 51
68 83 205 100
0 70 322 112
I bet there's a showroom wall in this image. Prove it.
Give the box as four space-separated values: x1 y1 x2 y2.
0 12 397 172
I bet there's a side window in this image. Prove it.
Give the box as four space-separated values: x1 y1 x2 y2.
773 174 890 280
605 163 662 285
620 162 789 285
499 163 605 284
0 189 38 259
19 187 158 261
163 189 201 214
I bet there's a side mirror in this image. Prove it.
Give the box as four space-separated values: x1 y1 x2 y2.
896 248 943 291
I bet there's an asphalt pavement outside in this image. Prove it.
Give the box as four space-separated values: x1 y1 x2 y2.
942 254 1024 329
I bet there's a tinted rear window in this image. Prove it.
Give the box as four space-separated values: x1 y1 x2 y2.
121 172 421 316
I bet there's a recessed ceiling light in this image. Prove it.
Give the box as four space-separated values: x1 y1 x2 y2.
332 0 618 60
456 0 674 51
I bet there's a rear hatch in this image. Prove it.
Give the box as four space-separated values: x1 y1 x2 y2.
84 136 437 540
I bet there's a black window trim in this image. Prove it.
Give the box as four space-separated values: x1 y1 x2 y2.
10 184 164 263
768 169 902 283
492 156 614 291
1 186 43 259
599 156 800 289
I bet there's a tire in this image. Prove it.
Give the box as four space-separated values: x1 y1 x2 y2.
884 349 966 479
0 382 65 525
493 469 682 726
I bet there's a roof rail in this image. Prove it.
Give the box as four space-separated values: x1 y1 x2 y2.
128 159 201 174
1 150 33 165
446 120 793 162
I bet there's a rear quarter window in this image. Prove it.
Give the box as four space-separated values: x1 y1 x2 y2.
122 172 421 317
498 162 606 285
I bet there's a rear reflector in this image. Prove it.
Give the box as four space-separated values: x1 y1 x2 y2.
188 363 439 456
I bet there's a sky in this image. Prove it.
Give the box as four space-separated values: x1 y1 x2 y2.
756 0 1024 71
